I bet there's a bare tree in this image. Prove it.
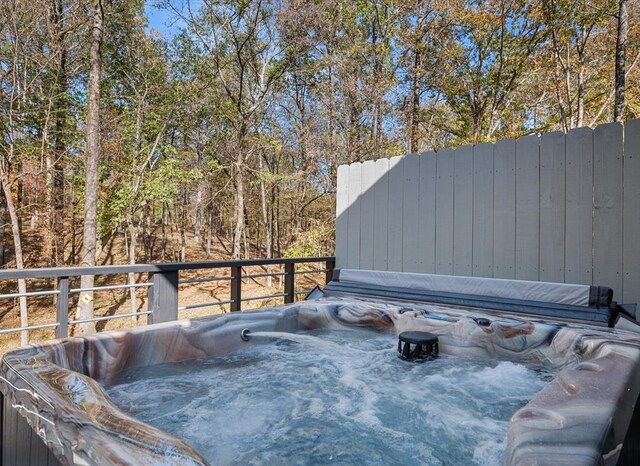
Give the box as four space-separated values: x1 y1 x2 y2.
0 0 45 345
45 0 70 267
76 0 104 335
614 0 628 122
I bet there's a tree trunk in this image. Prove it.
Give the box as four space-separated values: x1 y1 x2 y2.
576 69 584 128
194 184 203 242
409 36 421 154
127 219 138 321
46 0 68 268
327 49 337 178
576 26 586 128
194 147 203 243
76 0 104 335
259 156 272 287
232 153 245 260
70 175 77 263
0 197 5 266
614 0 628 122
161 203 167 261
0 164 28 345
179 198 187 261
275 185 281 257
206 207 212 258
144 206 152 262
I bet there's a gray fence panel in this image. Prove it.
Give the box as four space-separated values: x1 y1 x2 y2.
539 131 566 283
472 143 494 277
515 134 540 281
493 139 516 279
335 120 637 311
387 156 404 271
359 160 376 270
418 152 437 273
16 407 31 465
373 158 390 270
335 164 349 268
3 394 17 466
565 127 593 285
594 122 624 294
402 155 421 272
516 135 540 280
454 145 473 276
624 119 640 305
436 148 455 274
346 163 362 268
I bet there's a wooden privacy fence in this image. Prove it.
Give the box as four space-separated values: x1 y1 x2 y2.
336 119 640 308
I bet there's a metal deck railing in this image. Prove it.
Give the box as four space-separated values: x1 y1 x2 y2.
0 257 335 341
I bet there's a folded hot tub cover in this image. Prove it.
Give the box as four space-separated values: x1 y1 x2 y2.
329 269 627 326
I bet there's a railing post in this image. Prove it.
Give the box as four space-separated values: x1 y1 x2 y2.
284 262 295 304
325 259 336 284
56 277 69 339
148 271 179 324
230 265 242 312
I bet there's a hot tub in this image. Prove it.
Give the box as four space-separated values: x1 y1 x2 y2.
2 270 640 465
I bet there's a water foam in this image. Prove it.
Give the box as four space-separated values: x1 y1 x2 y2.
106 329 552 465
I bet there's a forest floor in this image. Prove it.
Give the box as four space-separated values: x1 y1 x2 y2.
0 226 326 354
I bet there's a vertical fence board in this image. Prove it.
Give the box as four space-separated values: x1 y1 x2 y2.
594 122 623 293
515 134 540 281
565 127 593 285
16 405 31 466
30 429 48 466
346 163 362 268
402 155 421 272
436 149 454 274
418 152 437 273
3 396 17 466
387 156 404 271
373 158 390 270
359 160 376 269
623 119 640 305
454 145 473 276
472 143 494 277
493 139 516 279
539 132 566 283
30 418 56 466
335 165 349 268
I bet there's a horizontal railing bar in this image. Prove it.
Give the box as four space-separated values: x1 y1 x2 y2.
240 293 288 302
178 300 234 311
241 272 287 279
0 257 335 280
70 283 152 293
294 269 329 275
68 311 152 325
178 276 231 285
0 322 59 335
0 289 60 300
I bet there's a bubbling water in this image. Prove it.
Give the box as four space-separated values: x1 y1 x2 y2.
106 329 553 465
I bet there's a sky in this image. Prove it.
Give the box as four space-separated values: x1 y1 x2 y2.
144 2 182 39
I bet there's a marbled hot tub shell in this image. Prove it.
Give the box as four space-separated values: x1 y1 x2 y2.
2 295 640 465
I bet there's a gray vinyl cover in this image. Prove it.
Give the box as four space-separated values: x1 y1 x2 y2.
338 270 591 307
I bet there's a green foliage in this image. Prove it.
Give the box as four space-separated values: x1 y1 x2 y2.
284 220 334 259
142 158 203 204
